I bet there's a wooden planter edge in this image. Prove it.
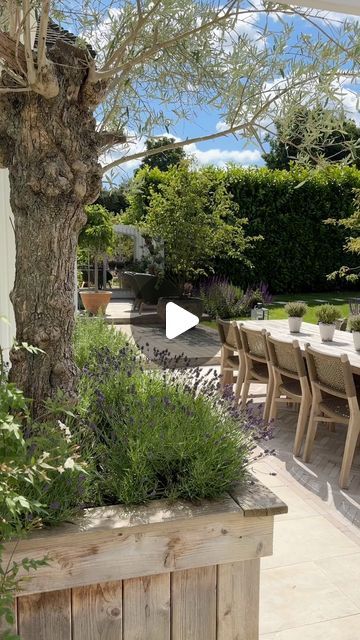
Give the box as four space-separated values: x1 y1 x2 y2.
4 477 287 596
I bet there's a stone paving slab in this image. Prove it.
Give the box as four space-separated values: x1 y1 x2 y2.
116 323 221 366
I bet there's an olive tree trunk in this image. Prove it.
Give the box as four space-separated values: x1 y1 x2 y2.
0 39 104 413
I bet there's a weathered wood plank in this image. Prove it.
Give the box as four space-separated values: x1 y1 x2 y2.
171 566 216 640
5 512 273 595
17 589 71 640
231 478 288 517
123 574 170 640
72 581 122 640
217 559 260 640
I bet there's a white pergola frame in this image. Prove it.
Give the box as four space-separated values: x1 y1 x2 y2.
276 1 360 16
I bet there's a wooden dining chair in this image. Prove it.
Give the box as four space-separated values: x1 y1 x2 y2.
266 336 312 456
239 325 273 421
304 345 360 489
217 320 243 401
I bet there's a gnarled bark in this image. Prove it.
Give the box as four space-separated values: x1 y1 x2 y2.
0 39 103 412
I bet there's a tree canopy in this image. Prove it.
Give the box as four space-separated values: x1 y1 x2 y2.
263 108 360 170
137 137 186 172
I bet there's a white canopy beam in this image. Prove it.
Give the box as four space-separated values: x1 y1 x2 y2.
276 1 360 16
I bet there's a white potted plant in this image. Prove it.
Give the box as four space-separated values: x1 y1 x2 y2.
348 315 360 350
316 304 341 342
284 301 308 333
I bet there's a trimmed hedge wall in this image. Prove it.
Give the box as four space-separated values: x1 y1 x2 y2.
216 166 360 293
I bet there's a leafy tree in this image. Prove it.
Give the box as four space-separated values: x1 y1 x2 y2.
0 1 357 408
78 205 117 291
97 186 129 216
137 137 186 172
141 162 256 284
263 108 360 170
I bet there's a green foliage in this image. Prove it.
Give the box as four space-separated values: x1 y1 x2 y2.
0 341 85 638
315 304 341 324
125 164 360 293
263 108 360 170
73 317 131 370
139 162 254 284
97 186 129 216
284 301 308 318
137 137 186 173
75 319 268 505
348 315 360 333
327 189 360 283
124 165 168 225
200 276 244 319
78 205 117 258
217 165 360 293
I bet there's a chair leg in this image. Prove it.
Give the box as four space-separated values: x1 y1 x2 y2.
241 378 251 408
303 399 320 463
293 395 311 457
269 374 281 423
263 369 274 423
234 368 244 404
339 417 360 490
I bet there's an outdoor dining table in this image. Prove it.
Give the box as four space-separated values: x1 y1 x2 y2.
227 319 360 389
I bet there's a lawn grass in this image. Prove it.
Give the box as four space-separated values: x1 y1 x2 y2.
202 290 360 330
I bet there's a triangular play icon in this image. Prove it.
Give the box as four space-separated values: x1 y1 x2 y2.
165 302 199 340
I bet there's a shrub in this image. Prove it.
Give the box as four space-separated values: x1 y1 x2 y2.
348 315 360 332
73 317 131 370
0 342 85 635
76 321 272 505
200 276 244 319
315 304 342 324
284 301 308 318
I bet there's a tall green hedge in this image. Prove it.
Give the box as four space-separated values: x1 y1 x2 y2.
218 165 360 293
124 164 360 294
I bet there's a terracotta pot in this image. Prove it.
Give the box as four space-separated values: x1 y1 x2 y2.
80 291 112 315
319 322 336 342
288 317 302 333
157 296 204 325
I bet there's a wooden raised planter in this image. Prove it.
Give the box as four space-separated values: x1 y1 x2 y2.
2 479 287 640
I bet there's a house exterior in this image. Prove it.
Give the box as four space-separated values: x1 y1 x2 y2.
0 170 15 359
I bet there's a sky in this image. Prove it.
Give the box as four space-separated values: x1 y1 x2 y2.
101 3 360 182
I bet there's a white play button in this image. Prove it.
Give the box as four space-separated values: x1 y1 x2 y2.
165 302 200 339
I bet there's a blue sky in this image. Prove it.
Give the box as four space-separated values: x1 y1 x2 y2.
103 4 360 182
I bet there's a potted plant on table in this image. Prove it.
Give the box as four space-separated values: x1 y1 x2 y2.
348 315 360 350
78 204 117 315
285 301 308 333
316 304 341 342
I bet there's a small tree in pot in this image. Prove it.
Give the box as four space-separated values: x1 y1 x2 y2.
285 301 308 333
316 304 341 342
79 205 117 315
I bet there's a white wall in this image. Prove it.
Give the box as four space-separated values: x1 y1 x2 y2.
0 169 15 360
277 1 360 16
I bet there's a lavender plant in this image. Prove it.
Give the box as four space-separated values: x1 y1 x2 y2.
77 324 273 506
200 276 244 319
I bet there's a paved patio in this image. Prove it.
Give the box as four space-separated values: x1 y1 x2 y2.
250 400 360 639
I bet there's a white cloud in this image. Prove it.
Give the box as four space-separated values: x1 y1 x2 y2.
187 144 262 167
